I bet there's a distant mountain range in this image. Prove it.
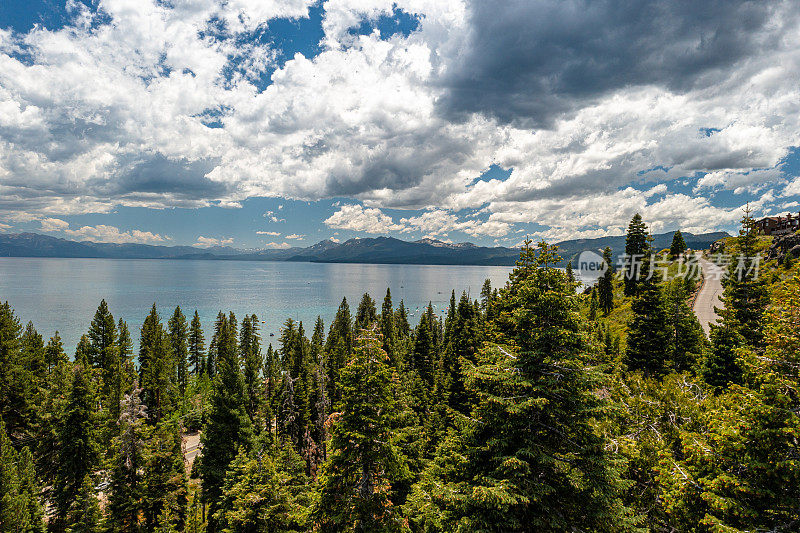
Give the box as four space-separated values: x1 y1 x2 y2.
0 231 730 266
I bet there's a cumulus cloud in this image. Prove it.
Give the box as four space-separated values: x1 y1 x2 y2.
285 234 305 239
263 211 286 223
194 236 235 247
0 0 799 243
39 218 70 232
264 241 292 249
399 209 511 237
64 224 169 244
324 204 404 233
441 0 799 127
256 230 281 236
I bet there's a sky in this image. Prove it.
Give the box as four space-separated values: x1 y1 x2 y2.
1 0 800 249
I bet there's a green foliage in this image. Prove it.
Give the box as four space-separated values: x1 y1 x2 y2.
0 417 45 533
200 312 253 532
188 311 206 376
719 207 770 349
213 448 299 532
670 230 687 259
664 278 707 372
313 328 409 532
624 213 649 296
105 385 147 533
2 211 798 532
53 362 100 530
408 241 635 531
625 256 671 376
598 246 615 314
168 307 189 394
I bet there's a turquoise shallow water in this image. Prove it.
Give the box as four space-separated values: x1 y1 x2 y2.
0 258 512 354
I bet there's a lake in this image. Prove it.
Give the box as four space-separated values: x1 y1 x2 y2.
0 258 513 354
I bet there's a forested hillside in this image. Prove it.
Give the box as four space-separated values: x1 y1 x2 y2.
1 211 799 532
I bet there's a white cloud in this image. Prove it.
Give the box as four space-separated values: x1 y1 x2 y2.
0 0 798 243
65 224 168 244
39 218 69 232
256 230 281 236
263 211 286 223
264 241 292 249
0 221 10 230
285 234 305 239
399 209 511 237
194 236 234 247
783 177 800 198
324 204 404 233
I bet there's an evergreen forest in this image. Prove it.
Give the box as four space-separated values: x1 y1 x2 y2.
2 211 800 532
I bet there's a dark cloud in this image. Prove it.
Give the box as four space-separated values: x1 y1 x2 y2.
440 0 796 127
94 153 227 199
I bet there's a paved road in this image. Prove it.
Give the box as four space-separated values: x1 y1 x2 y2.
184 432 201 471
693 254 725 336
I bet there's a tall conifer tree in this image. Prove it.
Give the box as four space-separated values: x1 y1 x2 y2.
188 311 205 376
623 213 649 296
53 362 100 531
313 327 408 532
598 246 615 314
167 306 189 394
199 313 253 532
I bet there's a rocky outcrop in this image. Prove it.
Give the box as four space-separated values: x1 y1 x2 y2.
766 232 800 261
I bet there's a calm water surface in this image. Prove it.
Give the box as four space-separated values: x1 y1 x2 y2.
0 258 512 354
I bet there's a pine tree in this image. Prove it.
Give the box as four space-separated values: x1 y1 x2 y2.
598 246 615 314
0 302 32 440
480 279 493 311
313 327 408 532
407 242 633 531
168 307 189 394
380 288 397 366
664 278 706 372
88 299 117 372
589 286 598 320
662 273 800 530
394 300 410 339
66 475 102 533
670 230 687 259
623 213 649 296
325 298 352 404
20 322 46 389
263 344 280 439
240 314 263 427
188 311 205 376
440 292 483 414
411 311 435 385
720 206 769 348
354 293 378 331
106 385 147 533
45 331 68 375
139 304 161 381
566 260 575 284
625 254 671 376
200 312 253 532
140 311 177 423
53 362 100 531
213 448 296 532
703 322 745 390
142 419 187 531
0 417 45 533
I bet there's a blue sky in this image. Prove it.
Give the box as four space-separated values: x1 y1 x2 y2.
1 0 800 249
